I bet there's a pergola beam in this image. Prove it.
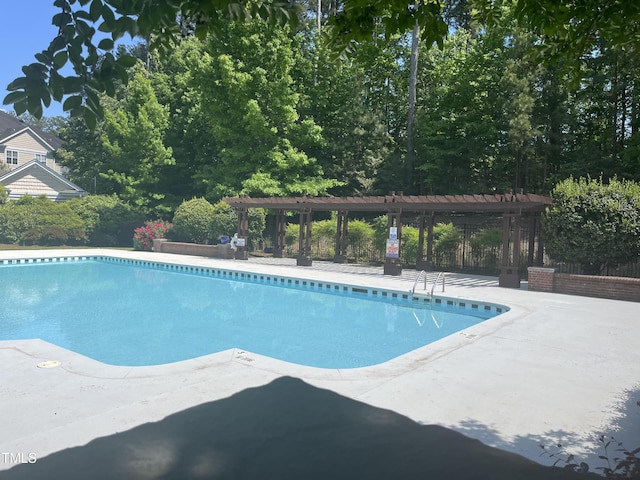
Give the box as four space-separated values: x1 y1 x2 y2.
224 193 551 214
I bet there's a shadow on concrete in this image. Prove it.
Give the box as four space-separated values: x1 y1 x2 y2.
447 385 640 474
1 377 599 480
447 419 594 468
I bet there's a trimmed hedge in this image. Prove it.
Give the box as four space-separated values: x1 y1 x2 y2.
66 194 143 246
0 195 86 245
0 194 143 247
545 177 640 274
170 197 215 244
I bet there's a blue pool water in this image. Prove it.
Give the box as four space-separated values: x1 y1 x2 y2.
0 258 503 368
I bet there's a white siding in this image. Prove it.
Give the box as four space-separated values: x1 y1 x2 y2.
3 169 71 199
3 131 61 173
5 130 49 151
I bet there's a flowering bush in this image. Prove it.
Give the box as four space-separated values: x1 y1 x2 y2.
133 220 171 251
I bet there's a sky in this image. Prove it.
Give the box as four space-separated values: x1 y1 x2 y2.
0 1 67 116
1 1 135 118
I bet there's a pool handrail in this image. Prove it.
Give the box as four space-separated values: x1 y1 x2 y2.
411 270 446 296
430 271 445 296
411 270 428 294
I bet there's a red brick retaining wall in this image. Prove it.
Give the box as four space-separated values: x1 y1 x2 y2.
528 267 640 302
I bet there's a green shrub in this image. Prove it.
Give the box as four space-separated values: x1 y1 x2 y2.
347 219 374 260
347 219 374 244
471 227 502 249
544 177 640 274
0 185 8 205
433 223 462 265
247 208 266 250
401 226 419 265
372 215 389 254
210 201 237 243
20 228 41 246
67 228 89 245
40 226 68 246
90 232 118 247
38 202 86 233
285 223 299 247
0 195 86 245
309 218 336 257
470 227 502 268
170 197 214 243
312 219 337 241
67 194 143 246
0 203 32 243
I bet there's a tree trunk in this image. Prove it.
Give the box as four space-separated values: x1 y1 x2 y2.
406 20 419 193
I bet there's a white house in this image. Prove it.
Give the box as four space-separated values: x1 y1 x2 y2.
0 110 86 201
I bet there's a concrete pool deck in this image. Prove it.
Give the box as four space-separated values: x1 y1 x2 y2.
1 249 638 478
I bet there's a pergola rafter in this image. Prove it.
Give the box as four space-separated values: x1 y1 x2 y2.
224 192 552 288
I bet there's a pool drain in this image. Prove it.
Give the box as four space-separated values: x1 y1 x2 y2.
37 360 61 369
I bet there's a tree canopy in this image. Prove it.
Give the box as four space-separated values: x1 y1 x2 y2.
2 0 640 215
4 0 640 121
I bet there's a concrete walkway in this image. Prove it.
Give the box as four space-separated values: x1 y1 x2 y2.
1 249 638 477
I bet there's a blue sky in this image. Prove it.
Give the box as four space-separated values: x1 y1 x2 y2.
1 1 134 118
0 1 66 116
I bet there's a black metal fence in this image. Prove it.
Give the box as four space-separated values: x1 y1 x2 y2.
544 258 640 277
276 216 640 279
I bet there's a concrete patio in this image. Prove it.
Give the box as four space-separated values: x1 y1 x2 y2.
1 249 638 478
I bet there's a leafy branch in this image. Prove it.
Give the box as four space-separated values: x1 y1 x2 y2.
3 0 300 124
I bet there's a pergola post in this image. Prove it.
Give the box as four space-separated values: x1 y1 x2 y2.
499 213 521 288
416 211 435 271
273 209 286 258
297 208 313 266
527 215 536 267
531 213 544 266
235 207 249 260
334 210 349 263
383 210 403 276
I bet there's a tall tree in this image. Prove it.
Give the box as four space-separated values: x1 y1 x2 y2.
295 34 397 195
405 21 420 193
100 65 174 214
57 63 175 215
414 30 507 194
188 20 340 199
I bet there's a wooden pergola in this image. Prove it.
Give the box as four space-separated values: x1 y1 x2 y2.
224 192 552 288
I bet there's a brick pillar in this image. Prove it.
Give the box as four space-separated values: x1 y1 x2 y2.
527 267 556 292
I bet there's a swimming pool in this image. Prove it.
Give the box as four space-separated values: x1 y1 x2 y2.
0 256 507 368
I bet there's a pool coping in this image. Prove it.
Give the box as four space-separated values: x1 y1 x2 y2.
1 248 639 472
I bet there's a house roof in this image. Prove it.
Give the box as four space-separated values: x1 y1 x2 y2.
0 110 63 150
0 159 86 195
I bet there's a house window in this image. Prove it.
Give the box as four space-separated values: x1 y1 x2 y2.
5 150 18 165
35 153 47 163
